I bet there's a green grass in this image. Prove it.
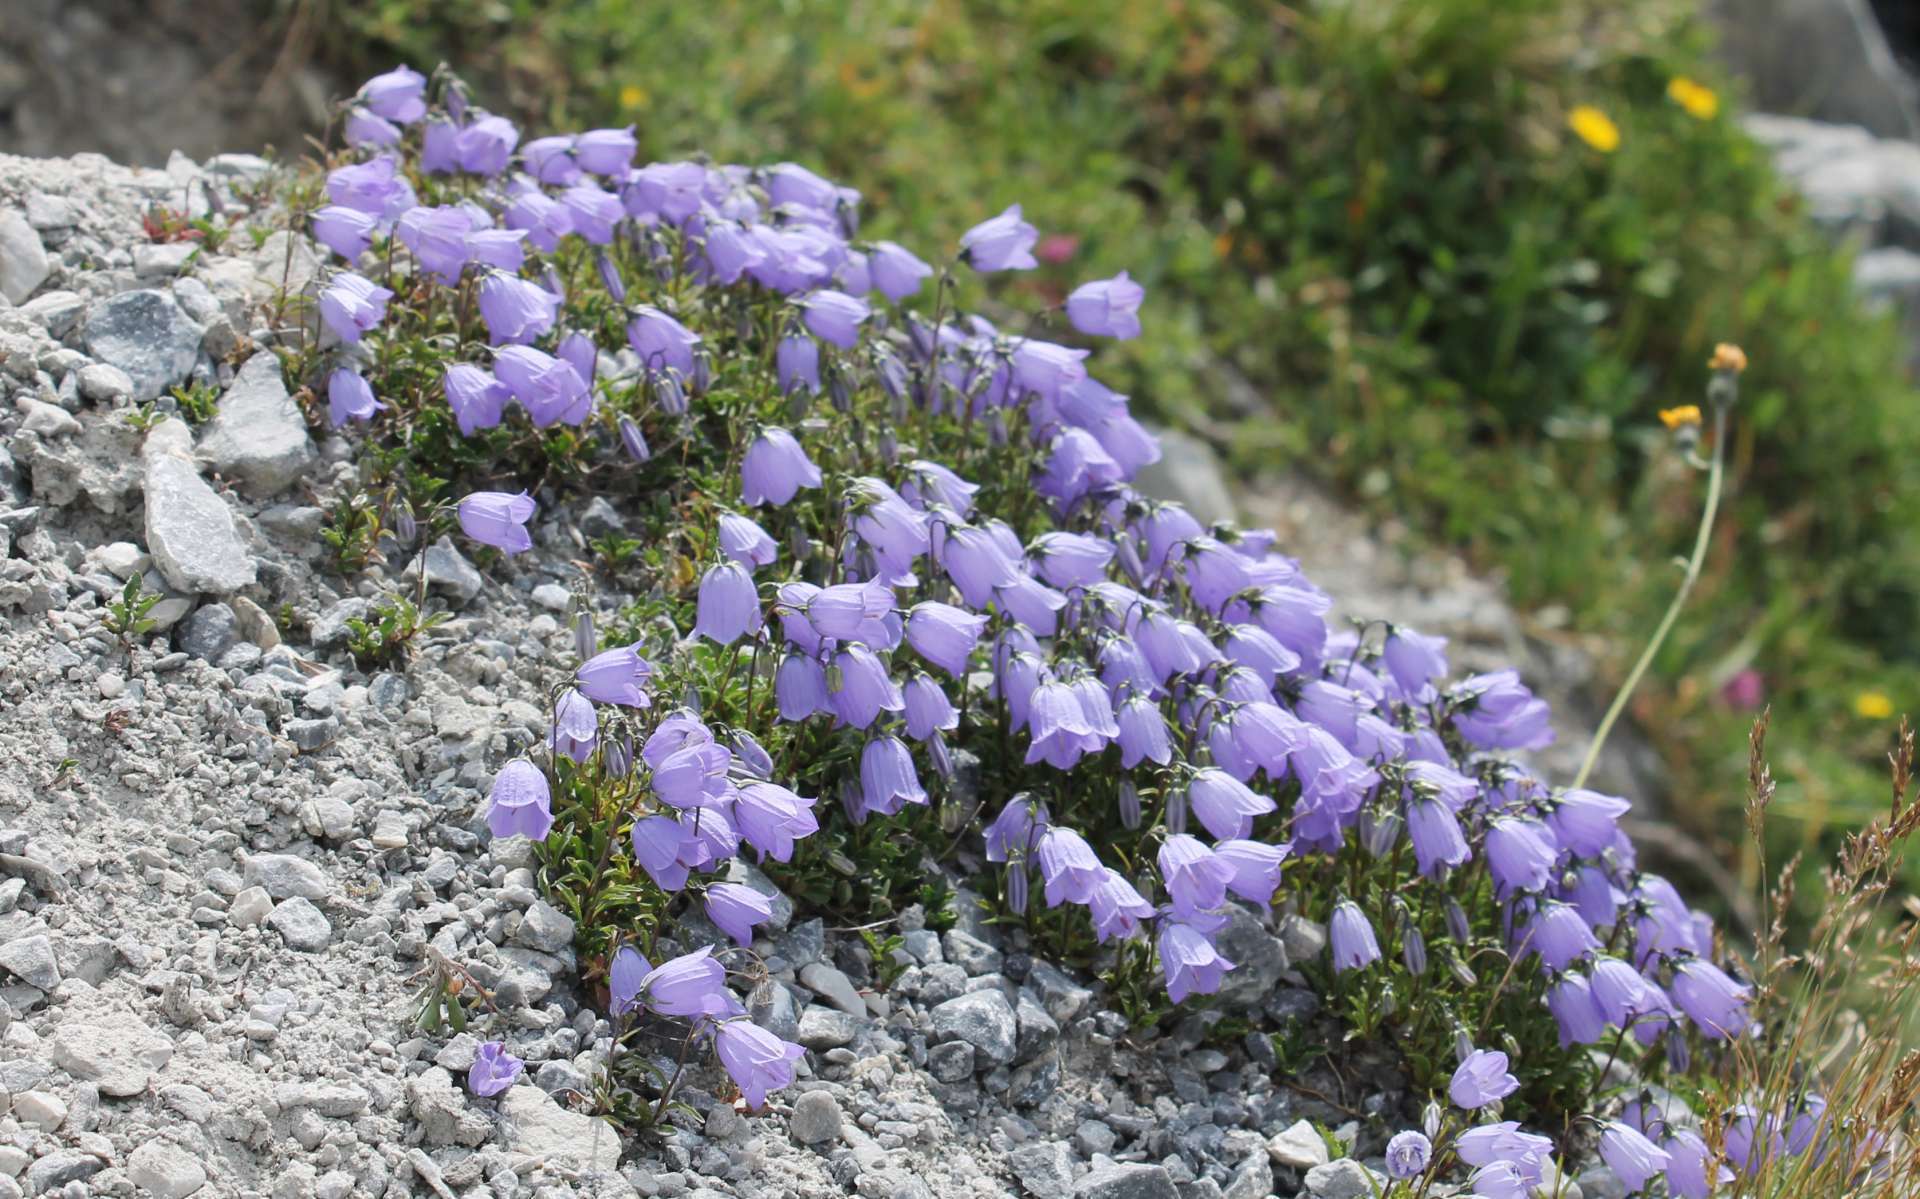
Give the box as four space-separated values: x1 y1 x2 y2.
303 0 1920 916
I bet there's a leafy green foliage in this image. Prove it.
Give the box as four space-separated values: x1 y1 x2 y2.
345 592 450 669
100 573 160 647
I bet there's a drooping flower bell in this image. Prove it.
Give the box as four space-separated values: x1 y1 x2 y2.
1598 1121 1672 1193
1449 1049 1520 1109
626 304 702 378
575 644 654 708
1065 271 1145 340
326 368 385 428
1329 900 1381 973
800 289 870 349
713 1018 805 1110
960 203 1039 271
740 427 823 508
639 947 741 1018
1033 826 1104 907
476 271 560 346
546 687 599 764
442 364 511 436
869 240 932 300
1158 921 1235 1002
695 561 763 645
704 883 775 946
485 759 553 842
457 489 536 554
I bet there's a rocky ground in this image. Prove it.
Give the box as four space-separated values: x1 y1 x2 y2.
0 146 1711 1199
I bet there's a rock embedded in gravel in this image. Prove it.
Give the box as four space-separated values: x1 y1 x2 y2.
267 896 331 951
49 1009 174 1096
929 989 1017 1067
0 209 48 305
1213 908 1290 1009
14 1090 66 1131
515 899 576 953
197 350 316 495
126 1140 207 1199
796 1003 861 1050
789 1089 843 1144
244 851 330 900
85 289 202 401
1278 913 1328 963
1304 1158 1386 1199
178 601 239 659
24 1151 100 1195
1075 1161 1180 1199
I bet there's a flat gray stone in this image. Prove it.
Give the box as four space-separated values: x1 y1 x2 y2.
1214 907 1289 1009
49 1010 174 1096
514 900 575 954
143 422 255 594
25 1151 100 1195
21 290 84 337
267 897 331 951
77 362 135 405
498 1083 622 1174
179 602 239 660
416 537 483 604
788 1089 841 1144
0 209 48 305
795 1004 861 1050
86 290 202 401
1132 426 1235 525
929 989 1017 1067
798 962 864 1017
198 351 315 496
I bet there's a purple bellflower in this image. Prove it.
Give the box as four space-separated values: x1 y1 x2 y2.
485 759 553 841
467 1041 523 1097
1450 1049 1521 1109
457 489 536 554
741 427 823 507
326 367 384 427
960 203 1039 271
704 882 775 946
1065 270 1145 339
713 1018 805 1110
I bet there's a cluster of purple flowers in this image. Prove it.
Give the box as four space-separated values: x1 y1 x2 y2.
320 65 1774 1160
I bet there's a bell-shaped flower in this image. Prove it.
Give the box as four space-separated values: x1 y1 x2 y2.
984 796 1048 863
1188 767 1277 841
1547 971 1607 1047
457 489 536 554
1329 900 1381 973
695 561 763 645
1599 1122 1672 1193
576 644 654 708
704 883 774 946
713 1018 805 1110
741 427 823 508
718 512 778 571
869 240 932 300
466 1041 523 1097
358 65 427 122
327 368 384 428
1669 956 1749 1040
493 344 592 427
312 206 379 259
775 653 829 722
546 687 598 764
486 759 553 841
640 947 740 1018
1034 826 1103 907
442 364 511 436
1158 834 1234 917
858 735 926 816
608 946 651 1015
829 644 904 729
1449 1049 1520 1109
902 674 958 741
1159 921 1235 1002
630 814 691 891
626 304 701 378
1065 271 1145 340
799 289 869 349
734 782 818 862
476 271 560 346
960 203 1038 271
1088 869 1154 942
1213 839 1287 905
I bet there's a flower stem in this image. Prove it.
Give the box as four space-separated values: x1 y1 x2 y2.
1572 403 1727 791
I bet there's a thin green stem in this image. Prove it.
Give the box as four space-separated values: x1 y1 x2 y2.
1572 404 1727 791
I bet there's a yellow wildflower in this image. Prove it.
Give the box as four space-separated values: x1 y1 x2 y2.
1855 691 1895 720
1568 105 1621 153
1709 343 1748 373
1667 77 1719 120
1658 405 1702 430
619 84 648 110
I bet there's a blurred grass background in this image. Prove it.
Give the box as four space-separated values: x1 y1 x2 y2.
303 0 1920 915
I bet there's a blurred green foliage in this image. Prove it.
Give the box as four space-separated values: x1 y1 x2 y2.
311 0 1920 905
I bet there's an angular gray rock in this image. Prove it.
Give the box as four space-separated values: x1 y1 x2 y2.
126 1140 207 1199
197 350 316 495
929 989 1017 1066
1213 907 1289 1009
795 1003 861 1050
1267 1119 1330 1169
143 419 256 594
1304 1158 1386 1199
178 601 239 660
416 537 484 604
788 1089 842 1144
267 897 332 951
77 362 135 405
798 961 865 1017
498 1083 622 1173
1075 1162 1178 1199
1008 1141 1075 1199
85 289 202 401
0 209 48 305
0 933 60 990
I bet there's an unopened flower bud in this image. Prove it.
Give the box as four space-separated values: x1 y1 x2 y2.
595 249 626 303
573 609 595 661
1454 1028 1474 1064
1118 779 1141 829
729 730 772 780
541 265 565 303
1401 921 1427 976
1666 1031 1690 1073
874 347 908 400
1445 897 1471 944
1165 785 1187 836
828 372 852 414
1005 864 1029 915
1116 537 1146 587
1362 807 1402 857
839 779 866 827
602 735 633 779
929 730 954 781
618 415 652 463
879 429 899 465
392 498 418 546
653 370 687 416
1423 1101 1444 1139
1447 949 1478 988
690 349 711 395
